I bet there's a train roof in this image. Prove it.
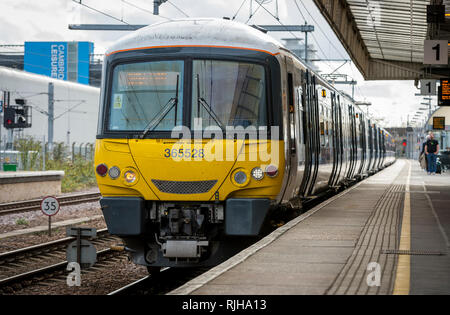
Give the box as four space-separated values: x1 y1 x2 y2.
105 18 284 56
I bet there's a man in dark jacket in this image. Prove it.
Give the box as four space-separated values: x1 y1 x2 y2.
425 133 440 175
420 135 430 171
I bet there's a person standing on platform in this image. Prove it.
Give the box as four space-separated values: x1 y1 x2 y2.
425 133 440 175
419 135 430 171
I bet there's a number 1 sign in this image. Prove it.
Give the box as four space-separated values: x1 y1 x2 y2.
424 40 449 65
420 79 437 96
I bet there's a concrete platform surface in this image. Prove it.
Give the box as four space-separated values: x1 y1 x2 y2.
169 160 450 295
0 170 65 203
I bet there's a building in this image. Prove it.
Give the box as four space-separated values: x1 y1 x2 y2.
0 42 102 87
0 66 100 146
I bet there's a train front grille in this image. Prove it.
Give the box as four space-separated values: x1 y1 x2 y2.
151 179 218 194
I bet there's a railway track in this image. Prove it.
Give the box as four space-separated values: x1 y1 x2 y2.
0 248 123 294
0 228 122 294
0 192 101 216
108 267 211 295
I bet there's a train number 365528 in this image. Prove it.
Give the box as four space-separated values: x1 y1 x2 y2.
164 148 205 159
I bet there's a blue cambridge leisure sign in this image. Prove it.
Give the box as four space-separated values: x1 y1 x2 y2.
24 41 93 84
24 42 68 80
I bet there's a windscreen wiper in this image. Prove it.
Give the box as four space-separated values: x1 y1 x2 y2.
141 75 179 138
197 97 225 131
196 74 225 131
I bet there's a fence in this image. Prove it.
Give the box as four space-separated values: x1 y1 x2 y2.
0 136 94 171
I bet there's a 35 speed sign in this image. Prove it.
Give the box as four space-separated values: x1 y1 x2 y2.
40 196 60 216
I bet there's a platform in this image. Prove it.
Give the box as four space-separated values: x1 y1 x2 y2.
169 160 450 295
0 171 64 203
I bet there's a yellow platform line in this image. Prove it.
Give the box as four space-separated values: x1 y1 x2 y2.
393 160 411 295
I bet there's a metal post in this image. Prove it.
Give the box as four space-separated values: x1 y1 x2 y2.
48 216 51 237
304 29 308 63
77 228 82 267
6 129 13 150
48 83 54 152
42 136 46 171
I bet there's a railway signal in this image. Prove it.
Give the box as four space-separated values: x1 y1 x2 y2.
2 102 32 129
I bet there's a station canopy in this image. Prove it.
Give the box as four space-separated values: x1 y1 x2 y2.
313 0 449 80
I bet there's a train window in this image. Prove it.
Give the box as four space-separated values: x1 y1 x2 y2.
191 60 267 130
108 60 184 131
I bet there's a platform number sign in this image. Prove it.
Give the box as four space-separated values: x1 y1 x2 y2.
420 80 437 96
424 40 448 65
40 196 60 216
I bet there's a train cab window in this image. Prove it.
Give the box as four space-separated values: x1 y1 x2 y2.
107 60 184 132
191 60 267 130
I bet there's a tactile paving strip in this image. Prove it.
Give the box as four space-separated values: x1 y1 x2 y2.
325 165 410 295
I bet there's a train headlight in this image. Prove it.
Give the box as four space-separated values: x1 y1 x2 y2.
251 167 264 181
265 165 278 178
124 170 137 184
108 166 120 179
96 164 108 177
231 169 250 187
234 171 247 184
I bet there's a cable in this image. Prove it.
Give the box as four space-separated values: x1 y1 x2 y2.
254 2 302 41
232 0 248 20
71 0 130 25
246 1 263 24
167 0 189 17
122 0 171 20
294 0 348 61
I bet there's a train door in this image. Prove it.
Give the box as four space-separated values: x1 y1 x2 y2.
358 113 366 176
373 126 379 171
335 95 345 185
379 130 385 169
328 92 340 188
281 58 305 203
353 109 361 178
299 71 320 197
345 105 355 180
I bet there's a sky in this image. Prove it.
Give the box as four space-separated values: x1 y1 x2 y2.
0 0 436 127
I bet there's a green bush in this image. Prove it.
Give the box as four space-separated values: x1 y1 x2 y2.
15 137 41 170
14 137 97 193
46 158 97 192
16 218 29 226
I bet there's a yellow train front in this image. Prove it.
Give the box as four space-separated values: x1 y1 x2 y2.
94 19 286 269
95 18 395 271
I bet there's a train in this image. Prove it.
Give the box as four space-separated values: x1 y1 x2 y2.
94 18 396 273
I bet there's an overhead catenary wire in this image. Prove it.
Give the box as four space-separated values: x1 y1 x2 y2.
122 0 172 20
71 0 130 25
294 0 348 61
166 0 189 18
293 0 366 100
232 0 248 20
246 1 263 24
250 1 302 41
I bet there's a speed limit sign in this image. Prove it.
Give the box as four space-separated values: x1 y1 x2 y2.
40 196 60 216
